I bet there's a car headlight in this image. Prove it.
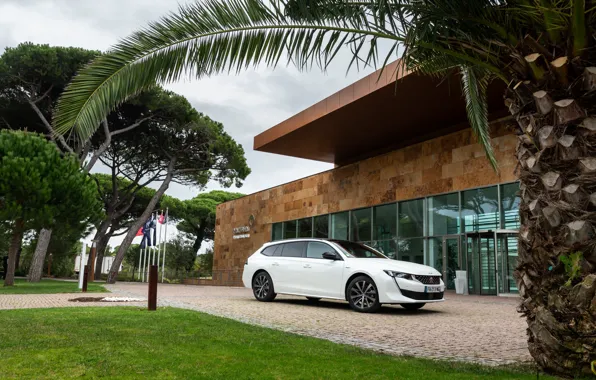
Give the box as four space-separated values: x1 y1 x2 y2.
384 270 413 280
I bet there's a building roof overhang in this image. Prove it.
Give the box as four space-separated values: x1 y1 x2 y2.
253 61 508 166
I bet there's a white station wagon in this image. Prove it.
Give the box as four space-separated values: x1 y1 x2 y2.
242 238 445 313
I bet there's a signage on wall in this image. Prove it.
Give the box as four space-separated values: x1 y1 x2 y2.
233 215 255 239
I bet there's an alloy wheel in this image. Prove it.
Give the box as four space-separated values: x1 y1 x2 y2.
254 274 270 299
349 280 377 310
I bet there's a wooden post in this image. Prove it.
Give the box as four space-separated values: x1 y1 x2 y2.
47 254 52 277
148 265 158 311
82 265 89 293
89 243 97 282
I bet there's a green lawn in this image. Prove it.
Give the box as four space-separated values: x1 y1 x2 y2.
0 278 107 294
0 307 553 380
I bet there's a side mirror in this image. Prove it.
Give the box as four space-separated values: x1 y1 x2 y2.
322 252 339 260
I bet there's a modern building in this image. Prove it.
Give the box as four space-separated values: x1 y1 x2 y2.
209 60 521 296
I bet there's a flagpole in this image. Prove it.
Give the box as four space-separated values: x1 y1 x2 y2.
162 207 168 283
156 210 162 277
138 246 143 281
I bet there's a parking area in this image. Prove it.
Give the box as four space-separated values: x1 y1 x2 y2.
106 282 530 365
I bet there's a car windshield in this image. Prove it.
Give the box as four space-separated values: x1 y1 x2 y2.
332 240 387 259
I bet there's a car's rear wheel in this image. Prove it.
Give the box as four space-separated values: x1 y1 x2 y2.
252 271 276 302
347 275 381 313
306 297 321 302
401 303 425 310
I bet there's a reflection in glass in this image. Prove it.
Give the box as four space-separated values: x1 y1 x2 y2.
350 208 372 242
370 239 397 259
501 183 521 229
399 199 424 237
427 238 443 274
397 238 425 264
374 203 397 241
428 193 459 235
298 217 313 238
272 223 283 241
330 212 349 240
283 220 297 239
461 186 499 232
314 215 329 238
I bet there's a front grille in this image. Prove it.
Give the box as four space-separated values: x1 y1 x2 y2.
401 289 444 301
414 275 441 285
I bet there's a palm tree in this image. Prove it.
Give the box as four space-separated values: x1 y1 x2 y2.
53 1 596 375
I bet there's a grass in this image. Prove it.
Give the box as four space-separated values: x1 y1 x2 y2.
0 307 555 380
0 278 107 294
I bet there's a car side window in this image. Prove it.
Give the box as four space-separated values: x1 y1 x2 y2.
261 245 277 256
272 244 284 256
280 242 306 257
306 242 334 259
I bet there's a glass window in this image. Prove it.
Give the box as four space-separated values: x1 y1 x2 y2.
427 238 443 273
350 208 372 242
280 242 306 257
261 245 277 256
298 217 313 238
314 215 329 238
332 240 386 258
272 223 283 241
501 183 521 230
306 242 333 259
330 212 349 240
374 203 397 241
283 220 297 239
397 238 424 264
428 193 460 235
399 199 424 238
461 186 499 232
371 239 397 260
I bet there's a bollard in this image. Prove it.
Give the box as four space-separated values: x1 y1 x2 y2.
82 265 89 292
148 265 158 311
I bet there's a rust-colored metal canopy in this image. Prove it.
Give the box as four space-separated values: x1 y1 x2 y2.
254 61 508 166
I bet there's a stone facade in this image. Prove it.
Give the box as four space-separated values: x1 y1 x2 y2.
212 123 518 286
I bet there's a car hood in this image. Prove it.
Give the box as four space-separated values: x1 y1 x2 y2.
348 258 441 276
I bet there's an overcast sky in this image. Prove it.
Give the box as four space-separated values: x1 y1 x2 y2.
0 0 391 248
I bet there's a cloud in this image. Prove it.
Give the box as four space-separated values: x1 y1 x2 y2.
1 0 396 247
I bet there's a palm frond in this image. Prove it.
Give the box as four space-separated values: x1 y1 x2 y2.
459 65 498 171
53 0 402 142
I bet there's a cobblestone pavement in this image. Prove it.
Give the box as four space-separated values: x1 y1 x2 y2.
105 283 531 365
0 292 145 310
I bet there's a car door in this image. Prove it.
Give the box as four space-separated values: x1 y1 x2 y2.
301 241 345 298
271 242 307 294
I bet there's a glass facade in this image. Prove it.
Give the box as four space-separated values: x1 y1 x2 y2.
350 208 372 242
270 182 520 294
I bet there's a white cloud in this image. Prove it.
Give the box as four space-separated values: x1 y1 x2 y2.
1 0 395 247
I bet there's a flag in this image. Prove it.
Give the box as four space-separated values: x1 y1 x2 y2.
135 227 143 236
158 212 165 224
140 215 155 248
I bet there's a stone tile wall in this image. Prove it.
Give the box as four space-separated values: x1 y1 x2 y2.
212 123 518 286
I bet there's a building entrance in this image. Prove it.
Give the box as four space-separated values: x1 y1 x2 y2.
465 230 519 295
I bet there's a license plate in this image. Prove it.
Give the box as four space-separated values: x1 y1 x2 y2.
425 286 442 293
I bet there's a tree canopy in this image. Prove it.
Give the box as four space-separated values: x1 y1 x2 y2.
164 190 244 253
0 130 101 285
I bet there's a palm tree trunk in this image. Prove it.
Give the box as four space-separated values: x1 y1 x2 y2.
106 160 176 284
27 228 53 282
513 83 596 376
4 219 24 287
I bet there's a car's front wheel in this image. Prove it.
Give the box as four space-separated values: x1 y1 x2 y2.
252 271 276 302
347 275 381 313
401 303 425 310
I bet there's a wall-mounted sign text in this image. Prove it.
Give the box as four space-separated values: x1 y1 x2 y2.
233 226 250 234
233 234 250 240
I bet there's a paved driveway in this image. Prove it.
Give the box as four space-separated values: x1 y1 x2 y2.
105 283 530 365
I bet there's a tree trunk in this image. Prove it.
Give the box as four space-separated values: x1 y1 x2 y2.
93 234 110 279
4 219 24 287
512 84 596 376
27 228 53 282
192 228 205 254
106 161 176 284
